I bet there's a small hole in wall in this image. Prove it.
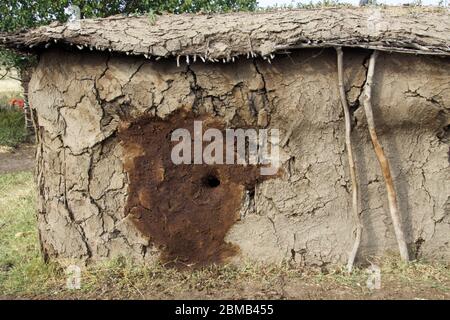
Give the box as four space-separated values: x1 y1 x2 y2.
202 174 220 188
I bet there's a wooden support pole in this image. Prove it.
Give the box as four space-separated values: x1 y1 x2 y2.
335 47 362 273
361 50 409 262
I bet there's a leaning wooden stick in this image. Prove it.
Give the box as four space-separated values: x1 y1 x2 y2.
361 50 409 262
335 47 362 273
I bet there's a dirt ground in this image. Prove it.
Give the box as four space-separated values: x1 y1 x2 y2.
2 264 450 300
0 143 35 174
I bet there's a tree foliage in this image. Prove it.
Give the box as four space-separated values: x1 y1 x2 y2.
0 0 257 71
0 0 257 32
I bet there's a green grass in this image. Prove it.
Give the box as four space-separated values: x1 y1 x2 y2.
0 172 62 295
0 92 22 107
0 109 27 147
0 171 449 299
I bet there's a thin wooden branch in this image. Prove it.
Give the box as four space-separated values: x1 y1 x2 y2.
0 69 22 81
8 75 22 81
335 47 362 273
361 50 410 262
1 75 21 81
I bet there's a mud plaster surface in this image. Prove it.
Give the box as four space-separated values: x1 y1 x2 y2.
29 48 450 266
119 111 275 267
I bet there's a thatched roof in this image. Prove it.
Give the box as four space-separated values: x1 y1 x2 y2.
2 7 450 60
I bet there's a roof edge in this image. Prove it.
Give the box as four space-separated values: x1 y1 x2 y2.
2 7 450 59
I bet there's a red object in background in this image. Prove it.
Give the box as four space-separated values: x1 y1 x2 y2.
9 98 25 109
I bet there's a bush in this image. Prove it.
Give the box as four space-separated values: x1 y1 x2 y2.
0 109 27 147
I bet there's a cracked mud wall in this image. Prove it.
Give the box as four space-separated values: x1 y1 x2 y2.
118 112 276 267
29 48 450 266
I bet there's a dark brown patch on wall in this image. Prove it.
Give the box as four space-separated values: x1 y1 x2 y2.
119 111 277 267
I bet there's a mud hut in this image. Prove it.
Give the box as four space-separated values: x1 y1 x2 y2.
2 7 449 267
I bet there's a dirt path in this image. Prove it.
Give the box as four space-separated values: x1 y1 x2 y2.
0 144 35 174
1 276 449 300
